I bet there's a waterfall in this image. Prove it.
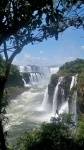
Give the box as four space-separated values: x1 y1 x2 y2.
22 78 31 88
42 86 48 110
52 77 63 114
70 76 75 90
22 78 26 87
69 74 78 123
29 73 43 84
70 74 78 90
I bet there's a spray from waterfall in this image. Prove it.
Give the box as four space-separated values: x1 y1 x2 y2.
59 101 69 114
52 77 63 114
42 86 48 110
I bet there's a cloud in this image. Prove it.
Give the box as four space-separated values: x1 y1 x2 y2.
42 57 47 61
13 58 19 65
13 52 48 66
68 57 74 60
81 46 84 49
13 51 76 67
40 51 43 54
24 53 30 59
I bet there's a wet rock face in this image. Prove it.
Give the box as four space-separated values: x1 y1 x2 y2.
21 73 30 83
48 75 72 110
56 76 72 110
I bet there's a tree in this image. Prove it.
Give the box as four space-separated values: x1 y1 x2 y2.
11 114 84 150
0 0 84 149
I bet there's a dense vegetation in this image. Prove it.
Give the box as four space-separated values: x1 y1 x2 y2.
6 65 23 87
9 114 84 150
0 56 24 88
58 58 84 75
0 56 23 88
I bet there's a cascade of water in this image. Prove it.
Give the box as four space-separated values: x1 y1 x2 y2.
52 77 63 114
70 76 75 90
69 75 78 123
42 86 48 110
29 73 43 84
70 74 78 90
22 78 27 86
22 78 31 87
29 73 33 83
32 73 36 83
36 73 41 82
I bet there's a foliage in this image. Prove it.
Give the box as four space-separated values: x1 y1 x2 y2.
0 0 84 46
10 114 84 150
6 65 23 87
77 116 84 139
0 56 23 87
0 55 6 77
0 1 84 63
50 74 59 85
58 58 84 75
77 72 84 116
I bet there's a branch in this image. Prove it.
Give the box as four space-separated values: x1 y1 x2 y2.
0 51 3 53
9 48 22 63
3 41 8 61
9 37 22 63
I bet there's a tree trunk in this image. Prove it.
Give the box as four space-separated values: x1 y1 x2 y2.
0 63 10 150
0 121 7 150
0 77 8 150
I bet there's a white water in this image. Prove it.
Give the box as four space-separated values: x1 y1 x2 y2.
70 74 78 90
42 86 48 110
6 67 78 143
6 67 59 142
69 75 78 123
22 78 31 88
70 75 77 124
70 76 75 90
6 83 51 142
52 77 63 114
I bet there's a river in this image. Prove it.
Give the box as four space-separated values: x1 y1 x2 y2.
6 67 59 143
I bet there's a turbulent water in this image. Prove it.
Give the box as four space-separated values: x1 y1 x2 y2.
6 84 48 142
6 67 59 142
6 67 77 143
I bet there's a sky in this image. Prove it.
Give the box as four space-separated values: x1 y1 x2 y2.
11 27 84 66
